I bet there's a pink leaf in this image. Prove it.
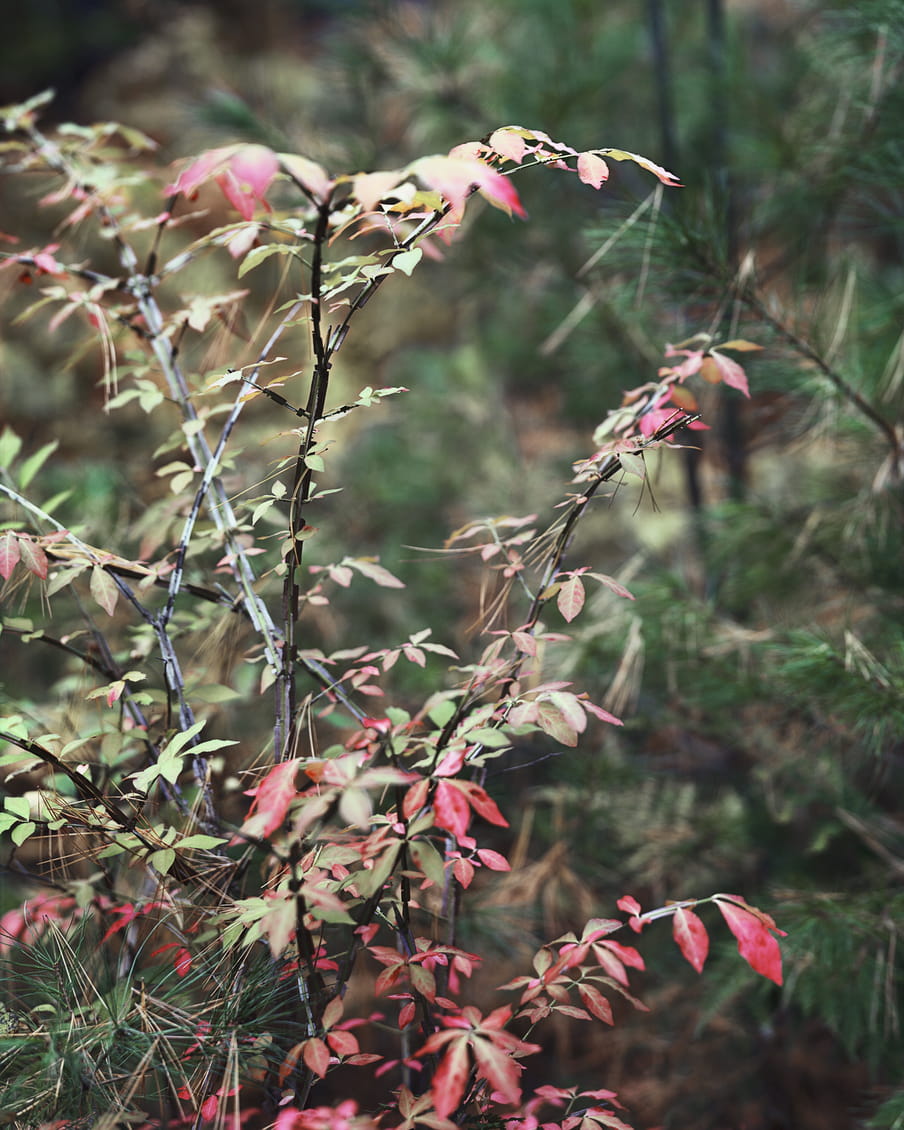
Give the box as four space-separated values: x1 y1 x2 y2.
588 572 635 601
241 759 300 838
715 896 784 985
705 352 751 398
431 1038 470 1119
672 906 709 973
476 848 510 871
577 983 614 1024
556 575 585 622
279 153 333 203
350 558 406 588
617 895 642 917
410 155 527 221
471 1034 522 1106
0 530 20 580
435 746 467 777
577 152 610 189
167 145 279 219
488 128 527 163
581 699 623 727
352 170 404 212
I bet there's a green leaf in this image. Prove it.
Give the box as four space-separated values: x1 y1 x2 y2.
392 248 422 276
188 737 240 756
427 698 457 728
11 821 36 846
148 848 175 875
618 452 645 479
352 843 401 897
464 727 512 749
409 838 447 887
161 721 206 759
176 834 228 851
238 243 300 278
0 427 22 471
19 441 59 489
190 684 241 703
4 796 30 820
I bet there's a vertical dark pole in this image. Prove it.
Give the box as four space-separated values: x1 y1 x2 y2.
648 0 679 172
647 0 705 514
706 0 746 502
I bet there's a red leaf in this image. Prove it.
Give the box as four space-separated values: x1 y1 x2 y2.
715 896 784 985
200 1094 219 1120
458 781 509 827
672 906 709 973
241 759 300 838
434 746 466 777
0 530 20 580
434 780 471 839
431 1038 470 1119
174 946 192 977
17 536 48 580
402 776 430 820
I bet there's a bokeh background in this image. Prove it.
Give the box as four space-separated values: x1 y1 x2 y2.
2 2 903 1127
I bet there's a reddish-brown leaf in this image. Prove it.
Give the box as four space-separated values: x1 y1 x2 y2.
326 1029 360 1058
18 536 48 580
302 1037 331 1079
